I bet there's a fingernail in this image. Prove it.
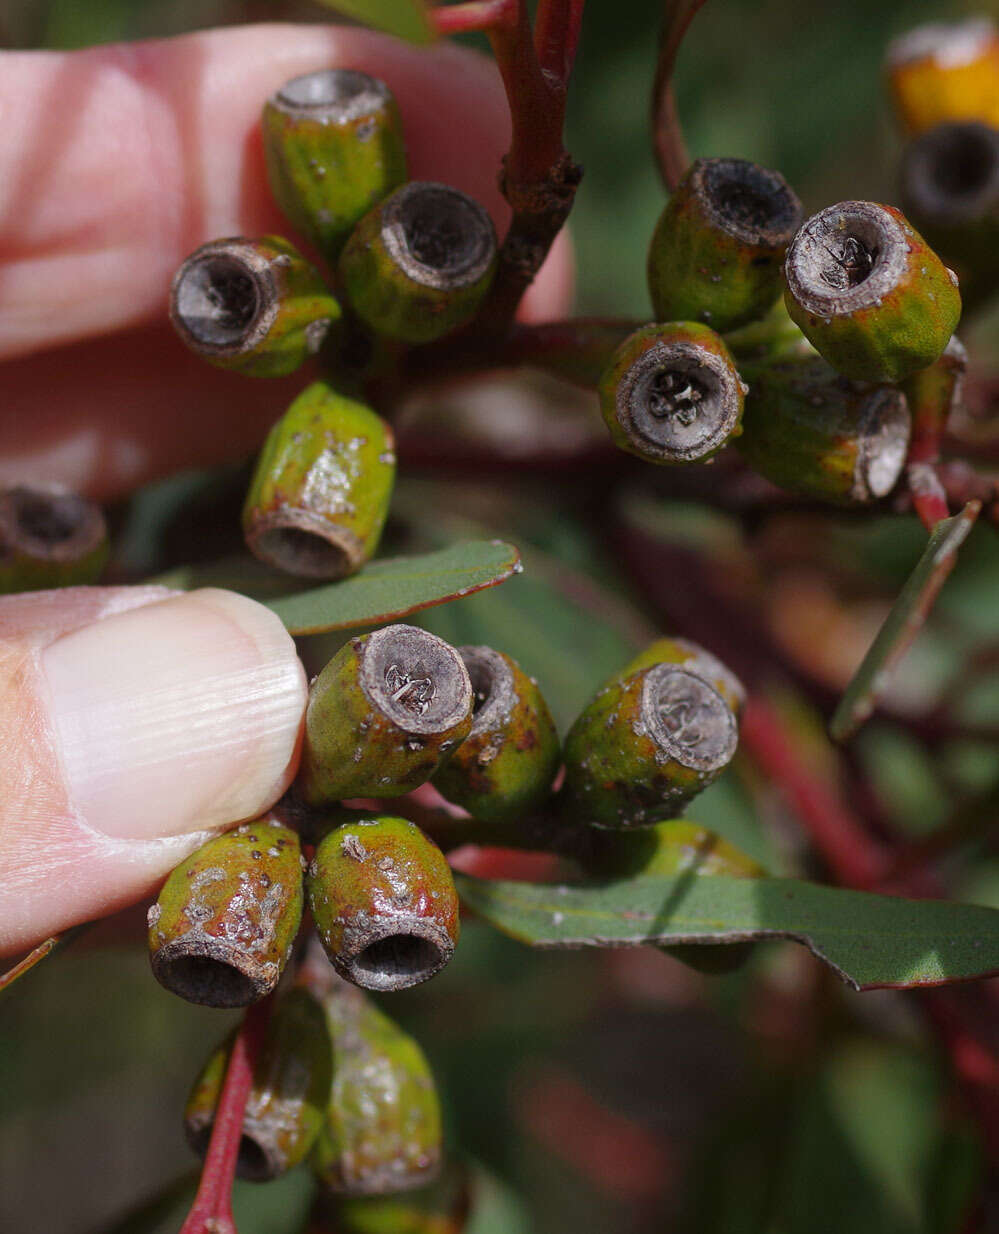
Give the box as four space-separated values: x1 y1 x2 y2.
41 588 307 839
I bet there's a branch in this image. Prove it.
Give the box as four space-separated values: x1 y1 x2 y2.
651 0 708 190
179 996 274 1234
431 0 516 36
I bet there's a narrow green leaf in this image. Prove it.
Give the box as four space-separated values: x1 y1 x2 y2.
0 925 87 996
312 0 435 43
266 540 521 635
830 502 981 742
455 871 999 991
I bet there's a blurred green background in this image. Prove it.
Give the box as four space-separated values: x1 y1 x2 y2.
3 2 999 1232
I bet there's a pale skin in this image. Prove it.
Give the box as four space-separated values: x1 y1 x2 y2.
0 23 573 957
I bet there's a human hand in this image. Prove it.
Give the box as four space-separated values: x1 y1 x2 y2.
0 22 573 956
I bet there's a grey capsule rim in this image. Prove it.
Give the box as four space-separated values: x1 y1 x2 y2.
694 157 803 249
784 201 910 318
852 388 912 502
0 484 106 563
615 335 744 462
334 913 455 992
458 644 517 736
150 935 278 1008
170 238 280 358
360 624 474 736
641 665 739 773
380 181 498 292
245 507 365 580
272 68 393 122
900 121 999 225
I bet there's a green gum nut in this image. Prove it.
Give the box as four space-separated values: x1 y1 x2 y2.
0 486 108 593
621 636 746 719
561 660 740 829
592 820 764 975
242 380 396 579
783 200 962 383
737 355 912 504
598 322 746 464
298 624 474 805
648 158 803 333
147 816 304 1007
311 1162 468 1234
338 182 498 344
312 982 443 1194
170 235 340 377
263 69 408 263
307 810 460 992
430 645 561 825
184 988 333 1180
900 122 999 309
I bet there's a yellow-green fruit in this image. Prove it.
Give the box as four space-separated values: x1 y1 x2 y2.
147 816 304 1007
737 355 911 505
598 322 746 464
0 486 108 593
431 645 561 825
562 659 740 829
263 69 408 263
298 625 473 805
648 157 802 333
170 235 340 376
184 988 332 1180
783 200 961 383
313 983 442 1196
338 182 498 344
243 380 395 579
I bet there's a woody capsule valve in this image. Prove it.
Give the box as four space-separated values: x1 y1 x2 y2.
263 69 408 263
0 485 108 593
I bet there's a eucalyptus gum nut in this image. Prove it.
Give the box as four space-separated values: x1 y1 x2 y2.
885 19 999 137
598 322 746 464
306 811 459 992
170 236 340 377
147 816 304 1008
621 637 746 719
561 663 739 829
312 1158 468 1234
736 356 912 505
242 381 396 579
262 70 408 263
647 158 803 333
338 182 498 344
184 988 333 1181
312 983 443 1194
430 646 561 825
783 201 962 383
0 485 108 594
298 625 474 805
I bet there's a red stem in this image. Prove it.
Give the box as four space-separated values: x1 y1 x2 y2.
534 0 585 81
178 996 274 1234
431 0 516 36
651 1 708 189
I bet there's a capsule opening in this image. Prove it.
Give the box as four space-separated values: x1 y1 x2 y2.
254 525 353 580
175 255 260 347
701 159 801 241
364 625 472 734
158 955 260 1008
352 933 445 990
466 659 495 716
819 235 877 291
402 190 490 277
188 1125 277 1182
9 489 84 546
647 369 710 428
930 126 998 199
645 666 738 772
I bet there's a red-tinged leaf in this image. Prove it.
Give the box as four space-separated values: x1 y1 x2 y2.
830 502 981 742
455 870 999 991
312 0 435 43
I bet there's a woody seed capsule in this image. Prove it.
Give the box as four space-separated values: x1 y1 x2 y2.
298 624 473 805
242 380 396 579
783 201 961 383
621 637 746 719
263 69 408 263
885 18 999 137
170 236 340 377
598 322 745 464
312 980 443 1194
648 158 803 333
184 988 332 1180
0 485 108 593
310 1158 469 1234
147 816 304 1007
431 645 561 825
338 181 498 344
307 811 459 992
737 355 911 505
561 660 740 829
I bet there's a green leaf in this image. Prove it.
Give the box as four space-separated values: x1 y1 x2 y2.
0 925 88 997
312 0 435 43
830 502 981 742
267 540 521 635
455 870 999 991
